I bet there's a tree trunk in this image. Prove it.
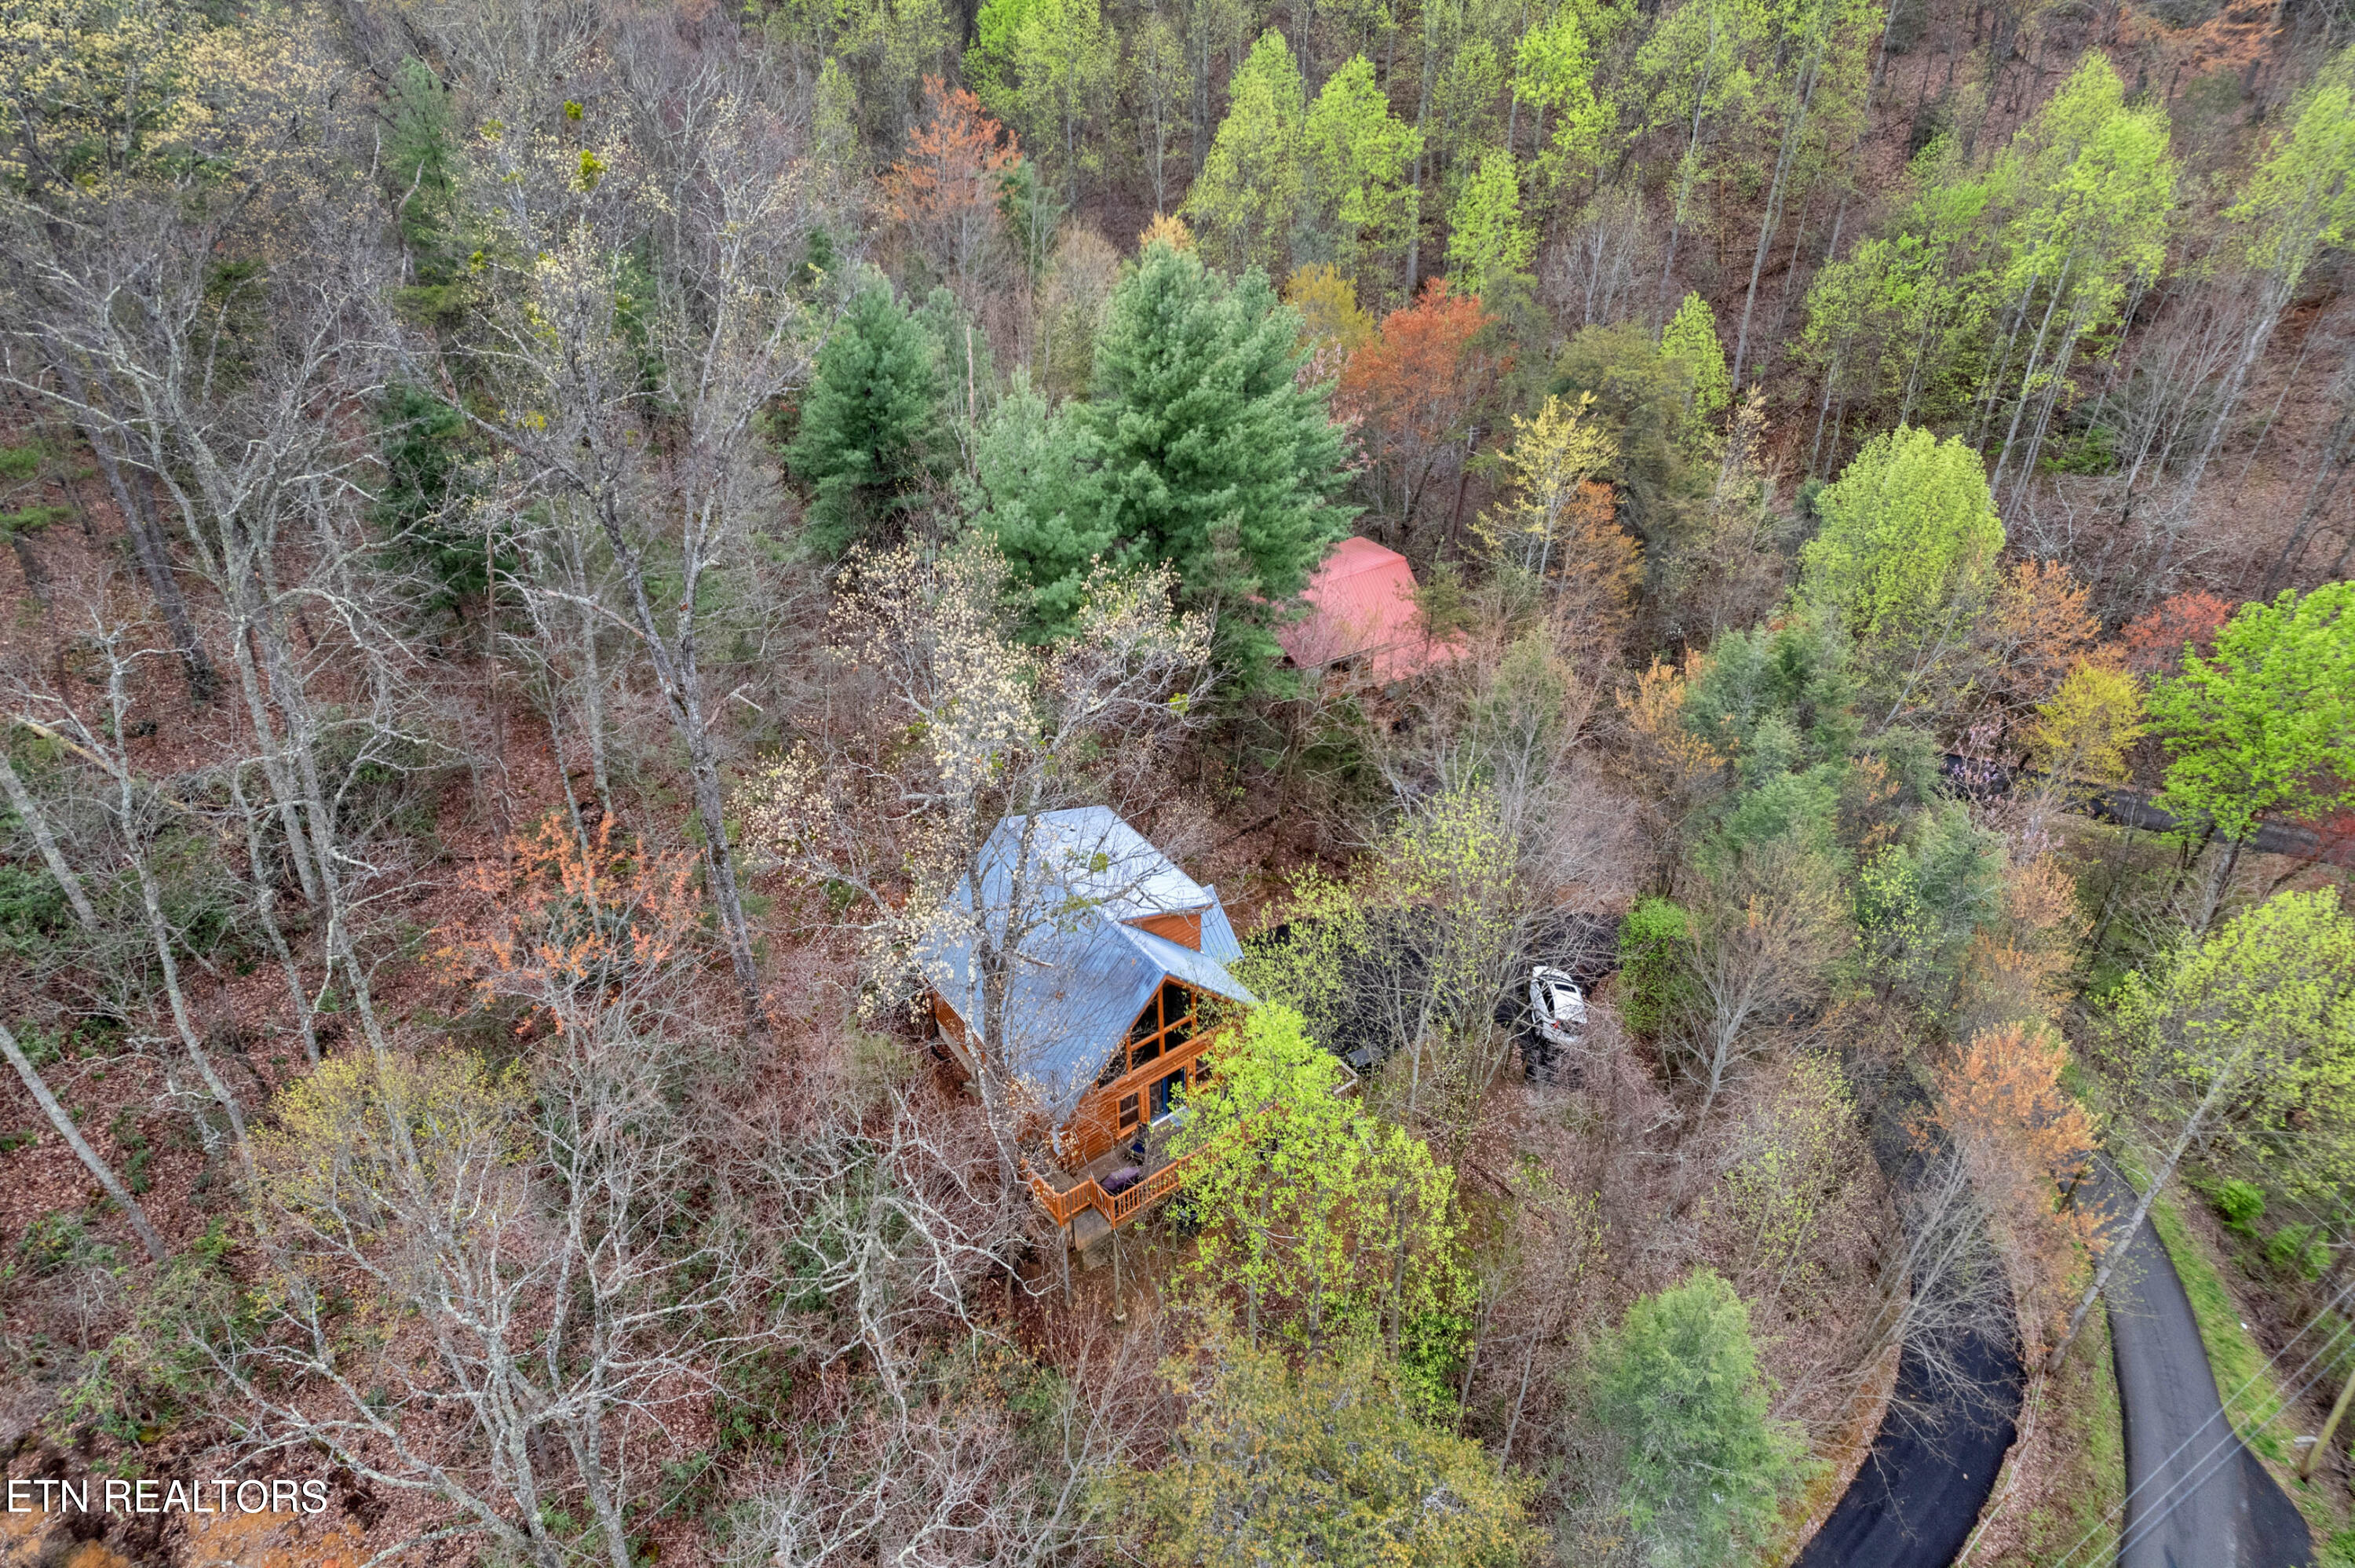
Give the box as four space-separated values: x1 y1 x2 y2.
0 1018 167 1261
597 523 765 1037
0 749 97 929
1731 46 1823 393
2047 1091 2232 1373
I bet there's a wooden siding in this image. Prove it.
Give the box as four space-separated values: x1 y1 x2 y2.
1126 909 1203 950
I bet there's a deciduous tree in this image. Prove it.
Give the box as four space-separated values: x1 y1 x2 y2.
1337 279 1501 544
1140 1332 1541 1567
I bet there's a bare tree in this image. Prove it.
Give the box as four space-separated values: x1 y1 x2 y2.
1674 841 1850 1122
463 61 818 1035
736 541 1211 1188
0 1016 166 1262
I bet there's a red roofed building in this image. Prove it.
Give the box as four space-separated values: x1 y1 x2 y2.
1275 536 1466 684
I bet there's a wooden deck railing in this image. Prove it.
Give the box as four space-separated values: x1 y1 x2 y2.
1026 1143 1207 1233
1025 1059 1357 1238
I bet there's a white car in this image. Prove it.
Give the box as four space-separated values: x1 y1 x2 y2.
1528 965 1588 1049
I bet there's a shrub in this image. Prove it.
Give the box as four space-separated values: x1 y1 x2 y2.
1618 895 1693 1040
2210 1178 2266 1235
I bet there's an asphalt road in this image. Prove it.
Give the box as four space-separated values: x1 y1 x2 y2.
1792 1244 2021 1568
2097 1169 2313 1568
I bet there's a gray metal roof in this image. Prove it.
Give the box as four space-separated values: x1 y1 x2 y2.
918 808 1254 1126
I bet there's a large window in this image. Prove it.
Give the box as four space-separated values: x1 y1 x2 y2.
1122 981 1198 1076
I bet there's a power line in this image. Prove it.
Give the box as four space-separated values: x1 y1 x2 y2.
2043 1273 2355 1568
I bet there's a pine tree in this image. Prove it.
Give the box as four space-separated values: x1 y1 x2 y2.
1584 1270 1815 1566
1080 239 1349 687
374 385 492 622
785 278 947 557
966 372 1111 637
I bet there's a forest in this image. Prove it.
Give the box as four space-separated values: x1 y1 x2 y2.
1 0 2353 1563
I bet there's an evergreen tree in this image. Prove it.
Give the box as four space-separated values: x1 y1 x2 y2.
1079 239 1350 686
785 278 947 557
373 384 491 622
1583 1270 1814 1567
966 372 1110 636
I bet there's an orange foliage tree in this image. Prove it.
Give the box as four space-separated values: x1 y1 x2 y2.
436 813 705 1037
1973 559 2109 721
883 78 1020 304
1931 1022 2102 1357
1334 279 1504 545
2120 589 2236 676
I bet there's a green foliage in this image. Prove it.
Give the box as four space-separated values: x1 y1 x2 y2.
1305 55 1422 305
1798 425 2004 654
19 1209 115 1275
2227 46 2355 295
1853 800 2005 1010
1079 240 1349 687
1682 617 1860 777
1551 323 1713 552
965 372 1111 637
372 384 487 618
1138 1333 1543 1568
2207 1176 2266 1234
2105 888 2355 1158
2149 583 2355 844
1445 146 1535 301
1618 895 1694 1040
970 0 1114 199
384 59 458 254
1580 1269 1816 1568
1660 291 1730 420
108 1110 153 1194
1174 1005 1462 1348
785 276 947 556
1180 30 1306 278
2266 1222 2329 1280
1513 0 1616 192
0 861 73 958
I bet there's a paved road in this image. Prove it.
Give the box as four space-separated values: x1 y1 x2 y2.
2097 1169 2313 1568
1793 1243 2021 1568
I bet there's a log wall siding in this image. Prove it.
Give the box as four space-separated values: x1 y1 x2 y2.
1060 1020 1220 1167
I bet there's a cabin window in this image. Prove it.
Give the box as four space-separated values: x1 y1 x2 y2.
1118 1092 1141 1132
1150 1067 1186 1122
1130 1034 1163 1070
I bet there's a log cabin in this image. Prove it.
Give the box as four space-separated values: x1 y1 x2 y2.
918 808 1255 1255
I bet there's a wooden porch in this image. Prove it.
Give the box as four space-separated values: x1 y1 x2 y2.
1026 1142 1204 1249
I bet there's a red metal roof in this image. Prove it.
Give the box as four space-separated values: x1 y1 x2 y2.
1275 536 1466 683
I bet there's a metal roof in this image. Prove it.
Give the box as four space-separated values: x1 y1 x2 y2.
918 808 1255 1126
1274 536 1466 683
